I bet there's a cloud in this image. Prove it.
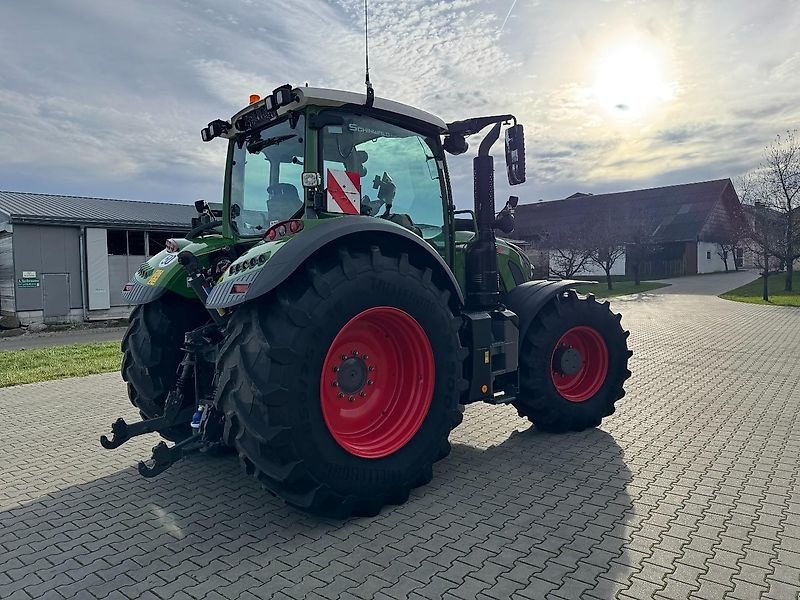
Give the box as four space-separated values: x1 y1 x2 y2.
0 0 799 208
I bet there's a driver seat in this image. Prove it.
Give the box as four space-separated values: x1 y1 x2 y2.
267 183 302 221
385 213 423 237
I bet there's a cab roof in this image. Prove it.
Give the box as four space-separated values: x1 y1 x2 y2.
230 86 448 135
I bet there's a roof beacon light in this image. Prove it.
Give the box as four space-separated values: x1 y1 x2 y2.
249 94 261 105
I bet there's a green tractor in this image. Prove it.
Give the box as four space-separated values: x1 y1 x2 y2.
103 85 631 517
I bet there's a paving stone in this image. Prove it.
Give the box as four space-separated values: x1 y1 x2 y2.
655 577 699 600
2 284 800 600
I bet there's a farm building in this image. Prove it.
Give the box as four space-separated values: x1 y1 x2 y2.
514 179 748 279
0 191 194 325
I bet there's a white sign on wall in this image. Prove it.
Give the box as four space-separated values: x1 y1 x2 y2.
22 270 36 278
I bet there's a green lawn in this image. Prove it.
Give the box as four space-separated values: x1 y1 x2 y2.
720 272 800 307
0 341 122 388
572 280 670 298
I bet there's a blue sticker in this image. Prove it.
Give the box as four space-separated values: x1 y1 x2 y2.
159 253 178 267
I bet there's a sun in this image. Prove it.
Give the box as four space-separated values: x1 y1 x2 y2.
592 42 674 119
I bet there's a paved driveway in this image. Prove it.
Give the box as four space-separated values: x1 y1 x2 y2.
1 290 799 600
648 270 760 296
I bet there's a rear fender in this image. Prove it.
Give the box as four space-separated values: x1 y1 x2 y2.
503 280 588 340
205 216 465 309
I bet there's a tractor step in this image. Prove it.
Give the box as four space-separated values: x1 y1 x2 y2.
482 392 517 405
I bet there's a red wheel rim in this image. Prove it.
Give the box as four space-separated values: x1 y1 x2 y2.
320 307 435 458
550 326 609 402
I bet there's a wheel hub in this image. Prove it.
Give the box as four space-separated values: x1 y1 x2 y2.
336 355 368 394
553 346 583 376
320 306 435 459
549 326 609 403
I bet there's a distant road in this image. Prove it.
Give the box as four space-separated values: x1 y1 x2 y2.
0 327 126 351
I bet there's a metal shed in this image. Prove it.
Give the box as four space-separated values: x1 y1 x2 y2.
0 191 195 325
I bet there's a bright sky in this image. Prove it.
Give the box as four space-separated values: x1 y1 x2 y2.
1 0 798 207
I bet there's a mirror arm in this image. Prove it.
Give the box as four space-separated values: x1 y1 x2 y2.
446 114 515 137
479 123 502 156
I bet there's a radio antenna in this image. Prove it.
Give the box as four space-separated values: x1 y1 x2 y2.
364 0 374 107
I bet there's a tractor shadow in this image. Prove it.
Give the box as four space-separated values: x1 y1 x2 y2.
0 423 633 599
431 423 635 596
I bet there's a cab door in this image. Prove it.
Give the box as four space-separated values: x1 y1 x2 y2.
318 111 451 264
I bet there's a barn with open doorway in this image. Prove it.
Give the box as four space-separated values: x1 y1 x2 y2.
0 191 195 325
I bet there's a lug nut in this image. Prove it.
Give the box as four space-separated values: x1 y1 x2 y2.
333 366 339 372
338 392 344 399
363 355 368 360
368 366 375 372
367 380 374 385
332 381 338 387
359 391 366 397
352 350 359 356
341 355 348 360
349 396 355 402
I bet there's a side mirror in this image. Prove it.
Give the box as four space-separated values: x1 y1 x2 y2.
493 196 518 234
494 212 515 234
505 124 526 185
194 199 213 224
443 134 469 155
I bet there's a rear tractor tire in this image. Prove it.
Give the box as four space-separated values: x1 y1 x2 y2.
512 290 631 432
121 295 208 441
214 247 465 517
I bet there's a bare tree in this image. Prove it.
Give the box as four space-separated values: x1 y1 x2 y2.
716 208 749 271
737 174 784 301
585 213 626 289
744 206 782 301
545 229 592 279
716 241 737 272
745 131 800 291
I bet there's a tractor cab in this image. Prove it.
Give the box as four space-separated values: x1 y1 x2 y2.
225 103 446 242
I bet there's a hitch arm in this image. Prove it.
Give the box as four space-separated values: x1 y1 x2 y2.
99 407 195 449
137 436 203 478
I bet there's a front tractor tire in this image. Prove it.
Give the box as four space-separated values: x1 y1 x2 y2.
513 291 631 433
121 296 208 441
214 247 465 518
